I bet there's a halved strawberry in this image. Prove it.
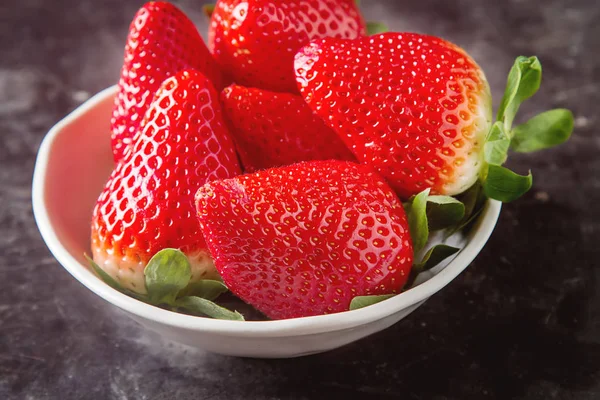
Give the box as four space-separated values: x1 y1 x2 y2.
93 70 241 293
195 160 414 319
208 0 366 93
111 2 225 162
220 84 355 172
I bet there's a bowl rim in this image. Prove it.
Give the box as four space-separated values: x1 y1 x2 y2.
32 85 502 338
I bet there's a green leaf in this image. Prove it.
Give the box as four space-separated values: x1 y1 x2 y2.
483 165 533 202
367 22 389 35
459 206 485 232
203 4 215 18
457 182 484 221
354 0 361 5
497 56 542 130
446 183 486 238
144 249 192 305
511 108 574 153
426 195 465 231
349 295 395 311
414 245 460 273
176 296 245 321
406 189 430 253
446 208 484 240
177 280 228 301
405 245 460 289
85 254 124 291
484 122 511 166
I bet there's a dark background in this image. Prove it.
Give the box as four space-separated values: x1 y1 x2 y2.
1 0 599 398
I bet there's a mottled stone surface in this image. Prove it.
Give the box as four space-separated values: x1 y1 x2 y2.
1 0 599 399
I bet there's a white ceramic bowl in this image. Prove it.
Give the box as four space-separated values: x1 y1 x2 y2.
32 86 502 359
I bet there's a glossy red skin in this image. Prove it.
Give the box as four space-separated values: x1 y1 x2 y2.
196 160 414 320
220 84 355 172
93 70 241 277
209 0 366 93
111 2 225 162
295 33 491 199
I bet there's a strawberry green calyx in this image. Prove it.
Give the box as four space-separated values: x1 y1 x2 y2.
366 22 389 35
87 249 244 321
203 4 215 18
145 249 194 305
479 56 574 202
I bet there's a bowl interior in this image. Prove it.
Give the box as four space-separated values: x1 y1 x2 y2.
36 88 115 269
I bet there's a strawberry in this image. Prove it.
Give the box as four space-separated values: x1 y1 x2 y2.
92 70 241 293
195 160 414 319
111 2 225 162
295 33 493 199
208 0 366 93
220 84 355 172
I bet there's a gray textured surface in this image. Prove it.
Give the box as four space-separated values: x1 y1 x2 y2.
1 0 599 399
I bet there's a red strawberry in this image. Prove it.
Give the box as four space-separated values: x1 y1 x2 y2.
295 33 493 199
220 84 355 172
195 160 414 319
93 70 241 293
208 0 366 93
111 2 225 162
